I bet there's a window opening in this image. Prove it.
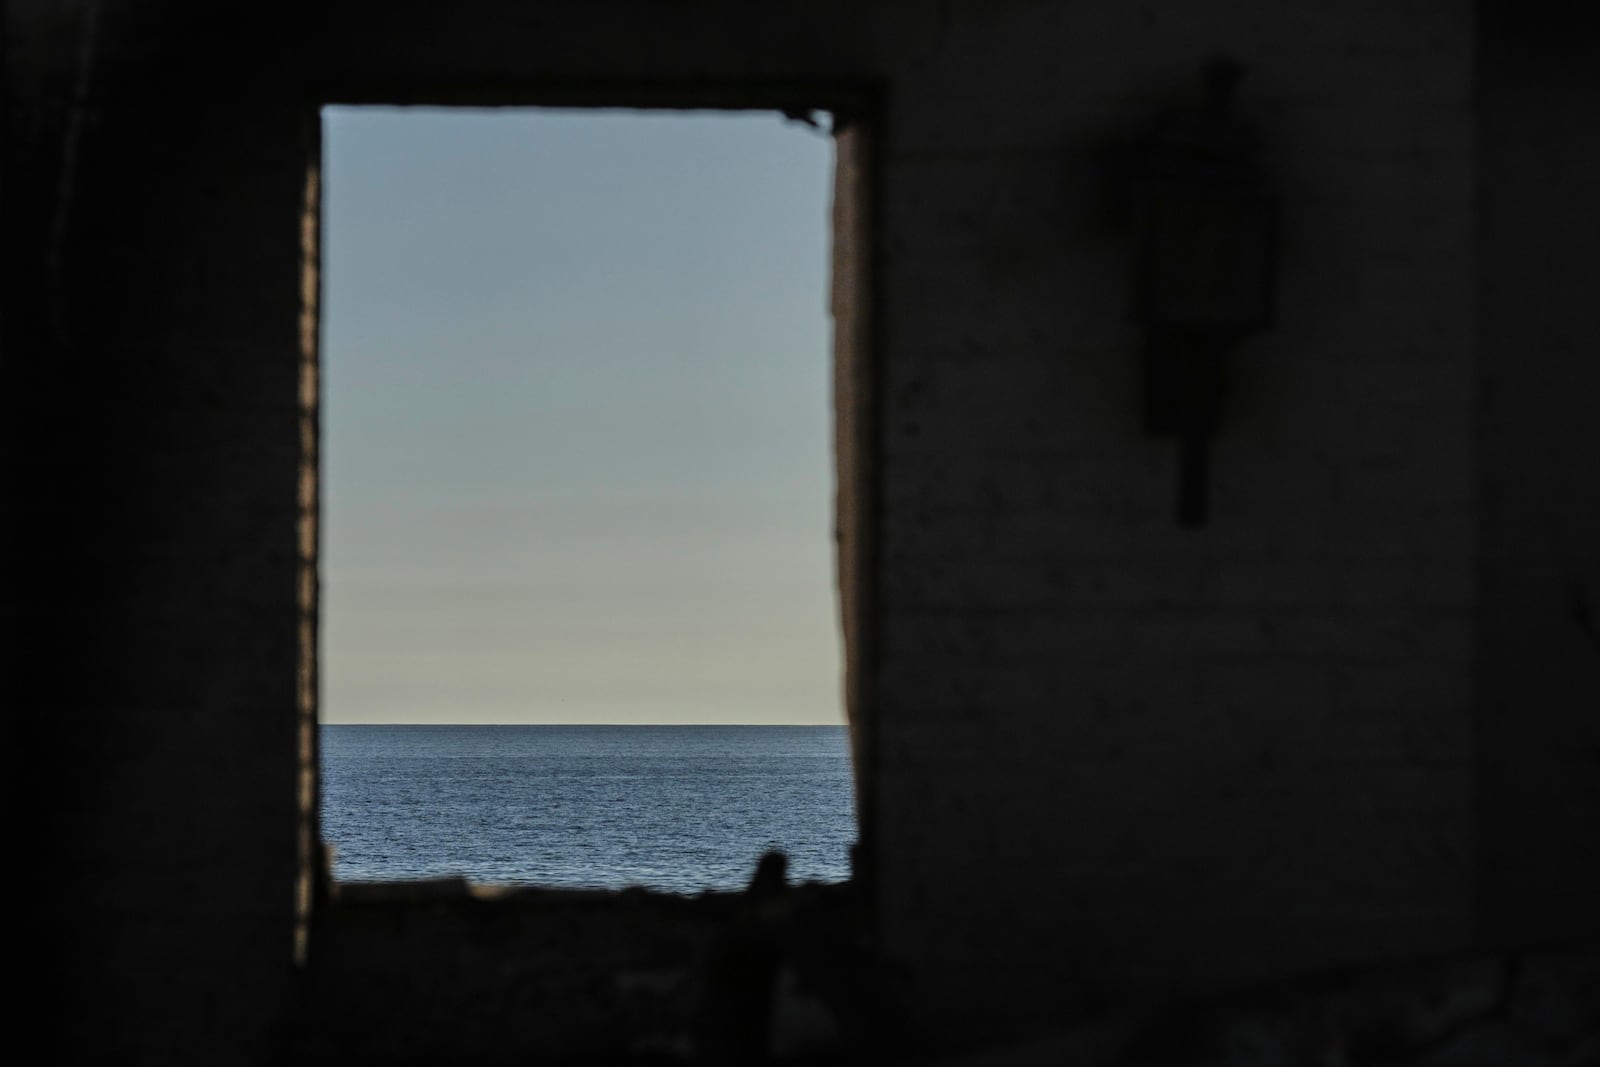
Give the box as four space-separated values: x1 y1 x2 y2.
315 106 855 895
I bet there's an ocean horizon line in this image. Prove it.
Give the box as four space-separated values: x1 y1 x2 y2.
320 721 848 727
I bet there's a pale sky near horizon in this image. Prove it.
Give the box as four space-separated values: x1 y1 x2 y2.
319 107 842 725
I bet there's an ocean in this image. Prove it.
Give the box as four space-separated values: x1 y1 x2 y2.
319 724 857 893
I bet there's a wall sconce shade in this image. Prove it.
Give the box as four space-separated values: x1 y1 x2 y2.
1126 56 1279 528
1132 181 1277 335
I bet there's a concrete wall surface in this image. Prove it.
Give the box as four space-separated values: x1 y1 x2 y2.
7 0 1597 1060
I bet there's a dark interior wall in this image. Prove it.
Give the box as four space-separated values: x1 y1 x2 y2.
1476 0 1600 946
10 2 310 1058
869 1 1480 1036
12 0 1596 1060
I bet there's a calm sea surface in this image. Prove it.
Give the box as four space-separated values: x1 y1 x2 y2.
320 725 857 893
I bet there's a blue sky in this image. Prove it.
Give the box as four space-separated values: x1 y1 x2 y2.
319 107 841 724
